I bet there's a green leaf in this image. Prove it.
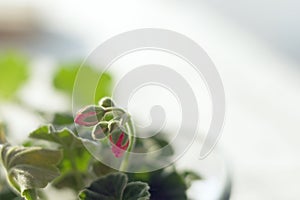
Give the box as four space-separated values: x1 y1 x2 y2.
0 144 62 199
127 168 187 200
29 125 92 191
52 64 79 95
0 52 29 99
29 125 82 148
53 63 113 105
50 113 78 136
80 173 126 200
79 173 150 200
123 182 150 200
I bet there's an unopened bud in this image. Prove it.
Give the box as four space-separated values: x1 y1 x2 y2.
74 105 105 126
92 121 110 140
99 97 115 108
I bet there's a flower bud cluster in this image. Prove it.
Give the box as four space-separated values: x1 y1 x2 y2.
75 97 130 158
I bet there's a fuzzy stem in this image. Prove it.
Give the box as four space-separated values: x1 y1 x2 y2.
119 116 136 172
23 189 38 200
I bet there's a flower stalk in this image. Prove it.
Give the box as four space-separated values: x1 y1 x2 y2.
119 117 135 171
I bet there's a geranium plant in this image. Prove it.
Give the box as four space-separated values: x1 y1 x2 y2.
0 53 201 200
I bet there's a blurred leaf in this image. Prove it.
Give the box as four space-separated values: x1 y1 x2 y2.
52 113 74 126
0 52 29 99
92 162 116 177
50 113 77 136
127 168 187 200
0 144 62 199
0 122 7 144
53 63 113 104
52 64 78 95
134 134 174 156
79 172 150 200
29 125 92 191
150 135 174 156
180 170 202 188
52 171 87 190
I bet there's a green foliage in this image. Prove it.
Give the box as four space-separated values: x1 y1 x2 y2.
0 144 62 199
0 115 202 200
79 172 150 200
0 52 29 99
50 113 77 136
122 182 150 200
29 125 81 148
51 113 75 127
127 168 201 200
0 53 203 200
127 168 189 200
29 125 92 191
133 134 174 156
92 162 116 177
53 63 113 104
0 122 7 144
52 64 79 95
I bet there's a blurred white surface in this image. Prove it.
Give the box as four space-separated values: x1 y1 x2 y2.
1 1 300 199
204 0 300 63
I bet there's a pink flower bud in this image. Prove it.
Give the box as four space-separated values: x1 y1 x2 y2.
109 132 129 158
74 105 105 126
92 122 109 140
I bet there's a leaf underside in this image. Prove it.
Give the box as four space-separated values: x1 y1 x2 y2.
0 144 62 198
